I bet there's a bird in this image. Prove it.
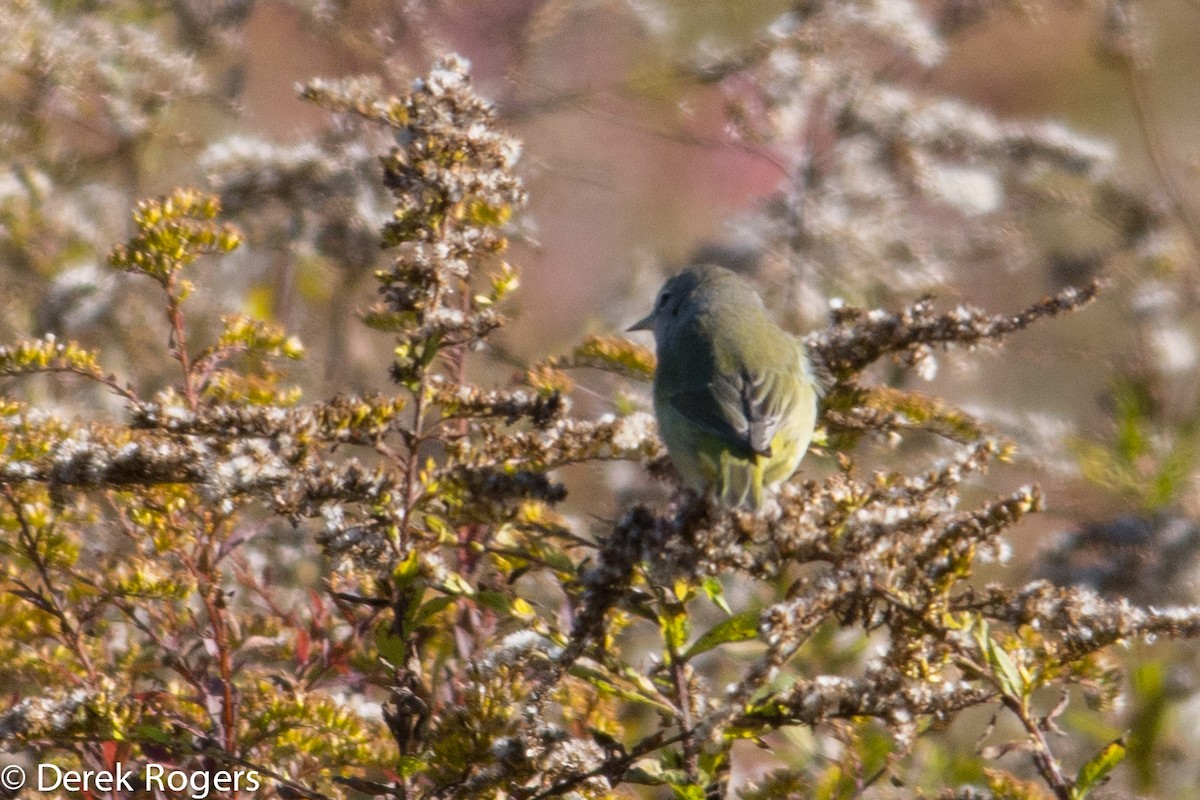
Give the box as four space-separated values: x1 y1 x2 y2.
628 264 819 510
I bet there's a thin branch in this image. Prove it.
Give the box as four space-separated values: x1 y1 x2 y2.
1120 56 1200 250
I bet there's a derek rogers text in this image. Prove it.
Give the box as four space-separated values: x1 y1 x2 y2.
39 762 262 798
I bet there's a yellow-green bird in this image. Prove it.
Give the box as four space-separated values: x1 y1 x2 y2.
629 264 819 510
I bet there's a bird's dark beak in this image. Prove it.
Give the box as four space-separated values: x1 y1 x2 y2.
626 312 654 332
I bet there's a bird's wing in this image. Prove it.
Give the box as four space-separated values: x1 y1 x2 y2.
667 366 798 458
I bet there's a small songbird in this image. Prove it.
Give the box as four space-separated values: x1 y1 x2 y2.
628 264 819 510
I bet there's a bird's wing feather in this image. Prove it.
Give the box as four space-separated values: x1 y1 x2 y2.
742 367 796 456
667 366 798 458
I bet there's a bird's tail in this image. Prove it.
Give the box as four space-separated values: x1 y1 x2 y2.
717 453 765 510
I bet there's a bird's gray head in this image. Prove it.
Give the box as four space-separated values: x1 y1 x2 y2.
627 264 762 342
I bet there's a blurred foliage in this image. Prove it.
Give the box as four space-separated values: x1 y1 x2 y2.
1072 376 1200 510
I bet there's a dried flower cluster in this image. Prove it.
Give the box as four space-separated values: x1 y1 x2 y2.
688 0 1167 320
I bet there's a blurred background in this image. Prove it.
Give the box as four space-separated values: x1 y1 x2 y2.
6 0 1200 795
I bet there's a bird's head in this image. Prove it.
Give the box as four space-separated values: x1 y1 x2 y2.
627 264 761 342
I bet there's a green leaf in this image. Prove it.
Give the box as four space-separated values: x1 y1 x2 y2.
698 746 729 781
412 595 457 627
132 724 179 746
660 608 689 653
393 551 422 591
669 783 706 800
973 619 1025 698
683 610 760 660
1071 738 1125 800
397 755 427 779
568 664 676 714
440 570 475 596
989 641 1024 697
701 576 732 615
1128 660 1166 788
375 628 407 666
425 515 452 543
537 545 576 574
474 590 512 614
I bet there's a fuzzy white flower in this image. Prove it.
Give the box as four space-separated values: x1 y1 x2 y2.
921 162 1003 215
611 412 656 451
1150 324 1197 373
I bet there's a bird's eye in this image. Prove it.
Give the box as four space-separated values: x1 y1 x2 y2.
657 291 671 309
